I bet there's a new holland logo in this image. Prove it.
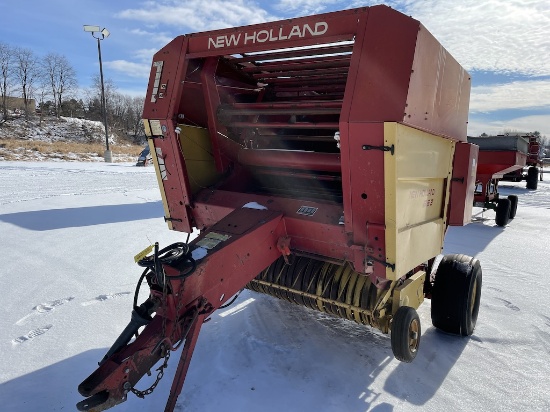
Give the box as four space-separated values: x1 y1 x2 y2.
207 21 329 49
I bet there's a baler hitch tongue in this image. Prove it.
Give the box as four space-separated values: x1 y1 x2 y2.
77 207 284 412
99 298 158 366
76 391 109 411
76 301 205 412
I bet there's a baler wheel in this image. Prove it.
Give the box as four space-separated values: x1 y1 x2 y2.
495 198 511 227
390 306 420 363
526 166 538 190
431 254 482 336
507 195 518 219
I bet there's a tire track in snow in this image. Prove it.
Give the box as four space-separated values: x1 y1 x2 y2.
494 297 520 311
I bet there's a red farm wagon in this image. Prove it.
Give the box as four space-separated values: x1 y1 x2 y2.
467 135 529 226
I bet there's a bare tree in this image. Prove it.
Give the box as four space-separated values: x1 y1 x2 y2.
35 80 51 126
13 47 40 116
83 76 145 140
128 96 145 138
0 42 14 120
43 52 77 118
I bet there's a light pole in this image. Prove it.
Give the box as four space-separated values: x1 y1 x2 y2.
83 25 112 162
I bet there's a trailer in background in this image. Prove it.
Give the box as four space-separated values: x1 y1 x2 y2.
467 135 528 226
501 133 544 189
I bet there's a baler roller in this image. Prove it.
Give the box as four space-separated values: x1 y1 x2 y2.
242 56 351 73
231 43 354 63
252 67 349 80
238 149 340 172
274 85 346 93
218 101 342 116
247 256 380 326
226 121 339 129
263 74 347 85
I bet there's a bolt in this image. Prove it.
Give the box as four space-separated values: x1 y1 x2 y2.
124 368 130 374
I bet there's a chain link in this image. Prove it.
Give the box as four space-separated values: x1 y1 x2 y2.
130 252 187 398
130 345 170 398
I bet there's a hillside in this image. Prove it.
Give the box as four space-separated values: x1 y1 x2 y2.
0 115 144 162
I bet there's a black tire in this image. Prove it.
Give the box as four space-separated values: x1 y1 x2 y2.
507 195 518 219
526 166 538 190
391 306 421 363
495 198 511 227
431 254 482 336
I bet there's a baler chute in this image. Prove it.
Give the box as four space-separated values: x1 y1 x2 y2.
77 5 481 411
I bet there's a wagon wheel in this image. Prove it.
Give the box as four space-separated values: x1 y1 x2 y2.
391 306 421 362
495 198 511 227
507 195 518 219
431 254 482 336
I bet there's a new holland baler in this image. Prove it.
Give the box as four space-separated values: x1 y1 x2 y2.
77 5 481 411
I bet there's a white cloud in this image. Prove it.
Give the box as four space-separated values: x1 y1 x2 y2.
117 1 550 76
468 114 550 138
104 60 151 79
118 0 277 32
127 28 173 47
384 0 550 77
274 0 342 16
294 0 550 77
470 79 550 112
133 48 158 62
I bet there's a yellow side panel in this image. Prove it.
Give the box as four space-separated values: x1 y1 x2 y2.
177 124 221 194
143 119 152 137
384 123 455 280
148 138 173 230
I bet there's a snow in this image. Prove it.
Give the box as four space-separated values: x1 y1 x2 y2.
242 201 268 210
0 161 549 412
0 116 118 144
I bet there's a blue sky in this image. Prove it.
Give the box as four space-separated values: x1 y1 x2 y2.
1 0 549 137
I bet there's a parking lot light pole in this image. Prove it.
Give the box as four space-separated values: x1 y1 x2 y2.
83 25 112 162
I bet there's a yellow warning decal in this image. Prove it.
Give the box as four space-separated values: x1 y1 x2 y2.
134 244 154 263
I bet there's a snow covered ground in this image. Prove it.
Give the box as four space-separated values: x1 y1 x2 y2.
0 116 117 144
0 161 549 412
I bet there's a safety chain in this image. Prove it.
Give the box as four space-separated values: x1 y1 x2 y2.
130 344 170 398
131 251 188 398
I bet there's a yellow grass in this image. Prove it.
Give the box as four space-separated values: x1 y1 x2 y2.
0 138 144 162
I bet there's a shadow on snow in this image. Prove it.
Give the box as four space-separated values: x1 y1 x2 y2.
0 202 164 231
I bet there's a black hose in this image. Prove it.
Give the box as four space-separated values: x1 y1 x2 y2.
133 268 149 311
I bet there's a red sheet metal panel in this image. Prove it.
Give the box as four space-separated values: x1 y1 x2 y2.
185 8 362 58
448 143 478 226
343 6 420 123
476 150 527 177
143 36 187 120
405 26 471 141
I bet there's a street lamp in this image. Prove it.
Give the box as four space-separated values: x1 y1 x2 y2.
83 25 112 162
